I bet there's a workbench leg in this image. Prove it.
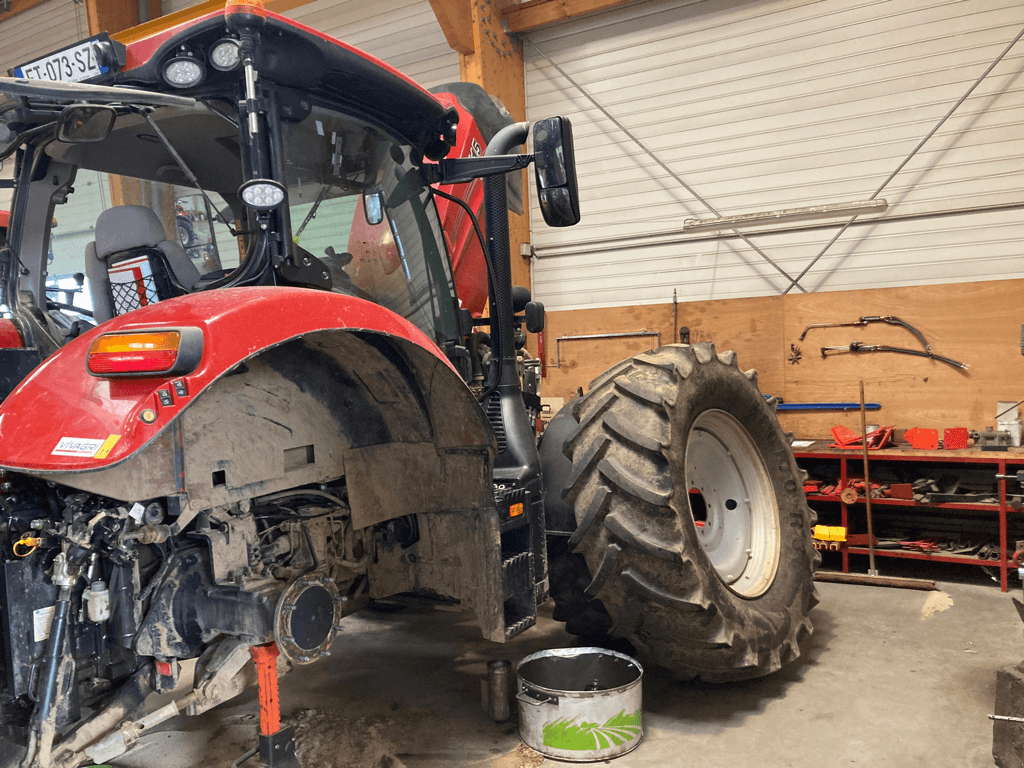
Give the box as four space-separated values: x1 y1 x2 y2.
1000 459 1009 592
840 455 850 574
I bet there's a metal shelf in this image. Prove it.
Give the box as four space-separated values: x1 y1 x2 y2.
805 493 1001 512
795 443 1024 591
844 546 999 567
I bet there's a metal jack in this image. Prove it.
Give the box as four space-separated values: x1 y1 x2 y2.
237 644 301 768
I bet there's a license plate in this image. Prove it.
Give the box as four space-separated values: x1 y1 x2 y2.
10 37 108 83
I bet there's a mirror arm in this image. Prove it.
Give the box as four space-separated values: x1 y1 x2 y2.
428 153 534 185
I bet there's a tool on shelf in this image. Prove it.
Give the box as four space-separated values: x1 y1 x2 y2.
830 424 894 449
820 341 969 370
974 428 1012 451
800 315 932 351
905 427 939 450
944 427 970 450
772 400 882 411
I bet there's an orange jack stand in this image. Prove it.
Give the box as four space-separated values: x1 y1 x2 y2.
249 643 301 768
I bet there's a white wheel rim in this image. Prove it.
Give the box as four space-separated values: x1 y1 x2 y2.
684 409 781 597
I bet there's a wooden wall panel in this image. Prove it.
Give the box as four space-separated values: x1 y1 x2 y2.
541 294 785 400
540 279 1024 441
541 302 675 397
779 280 1024 439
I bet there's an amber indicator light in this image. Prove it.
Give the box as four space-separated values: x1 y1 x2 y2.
88 331 181 375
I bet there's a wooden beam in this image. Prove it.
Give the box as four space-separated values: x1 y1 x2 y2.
458 0 531 295
502 0 639 34
428 0 475 55
112 0 315 45
85 0 161 37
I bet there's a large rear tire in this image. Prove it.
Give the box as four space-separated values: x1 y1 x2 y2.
556 343 819 681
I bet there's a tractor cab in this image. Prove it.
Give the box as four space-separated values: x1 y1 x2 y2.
0 57 464 365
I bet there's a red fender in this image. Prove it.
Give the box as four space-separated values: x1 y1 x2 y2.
0 287 456 472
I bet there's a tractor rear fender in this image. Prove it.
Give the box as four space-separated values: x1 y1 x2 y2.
0 288 497 526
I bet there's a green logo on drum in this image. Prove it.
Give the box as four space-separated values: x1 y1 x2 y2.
542 710 641 751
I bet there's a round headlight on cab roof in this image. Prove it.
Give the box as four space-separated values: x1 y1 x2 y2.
210 39 242 71
163 49 204 89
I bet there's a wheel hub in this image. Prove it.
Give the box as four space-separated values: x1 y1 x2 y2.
685 409 781 597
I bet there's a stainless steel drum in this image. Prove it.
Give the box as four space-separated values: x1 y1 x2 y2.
516 647 643 762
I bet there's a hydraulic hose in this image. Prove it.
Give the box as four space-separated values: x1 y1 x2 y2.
429 185 497 399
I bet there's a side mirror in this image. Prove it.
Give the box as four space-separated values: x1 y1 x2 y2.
525 301 544 334
363 191 384 226
56 104 116 144
533 117 580 228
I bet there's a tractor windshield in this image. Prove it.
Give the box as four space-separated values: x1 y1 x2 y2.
281 104 458 342
0 88 460 348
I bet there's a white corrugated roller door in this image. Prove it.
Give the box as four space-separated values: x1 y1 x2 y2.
284 0 459 89
160 0 459 89
0 0 89 207
0 0 90 74
525 0 1024 311
162 0 199 13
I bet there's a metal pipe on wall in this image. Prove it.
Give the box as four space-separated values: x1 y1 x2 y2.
552 331 661 368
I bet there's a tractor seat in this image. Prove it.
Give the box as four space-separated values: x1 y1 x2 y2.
85 205 202 324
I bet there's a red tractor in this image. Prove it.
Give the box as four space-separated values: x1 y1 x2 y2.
0 4 818 766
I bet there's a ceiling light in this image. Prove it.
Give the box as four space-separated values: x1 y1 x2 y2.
682 199 888 233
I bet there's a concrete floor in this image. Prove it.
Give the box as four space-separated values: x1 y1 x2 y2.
115 575 1024 768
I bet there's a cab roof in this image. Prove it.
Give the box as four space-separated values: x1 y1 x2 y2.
112 8 458 160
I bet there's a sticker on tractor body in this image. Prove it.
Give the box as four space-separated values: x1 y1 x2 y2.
52 437 107 457
33 605 56 643
52 435 121 458
543 710 642 751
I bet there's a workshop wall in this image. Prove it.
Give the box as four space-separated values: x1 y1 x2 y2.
524 0 1023 309
283 0 459 89
540 278 1024 440
0 0 87 73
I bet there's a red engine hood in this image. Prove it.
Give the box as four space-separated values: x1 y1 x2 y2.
0 287 453 472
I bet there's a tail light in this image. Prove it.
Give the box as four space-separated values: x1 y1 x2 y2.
87 328 203 377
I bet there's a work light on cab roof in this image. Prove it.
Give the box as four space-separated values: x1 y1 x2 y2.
209 38 242 70
162 45 204 88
